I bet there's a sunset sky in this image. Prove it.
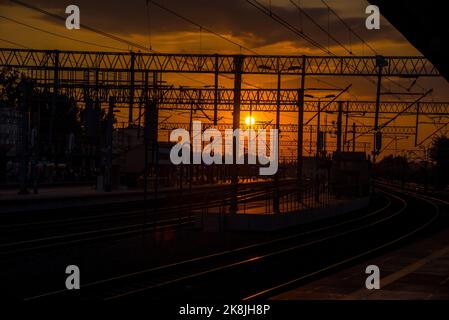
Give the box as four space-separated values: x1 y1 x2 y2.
1 0 448 158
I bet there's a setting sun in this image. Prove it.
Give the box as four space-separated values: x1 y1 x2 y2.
245 116 255 126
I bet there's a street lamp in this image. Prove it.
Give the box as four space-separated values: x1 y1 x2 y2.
258 65 302 72
257 63 302 133
203 84 225 89
306 94 336 157
306 94 335 203
257 64 302 213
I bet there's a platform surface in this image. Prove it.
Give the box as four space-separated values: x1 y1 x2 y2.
272 229 449 300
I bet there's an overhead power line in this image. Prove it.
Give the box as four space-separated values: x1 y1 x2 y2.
0 15 126 51
8 0 261 89
146 0 262 89
320 0 377 55
9 0 153 52
147 0 259 55
6 0 220 87
245 0 332 55
0 37 29 49
320 0 420 97
289 0 353 55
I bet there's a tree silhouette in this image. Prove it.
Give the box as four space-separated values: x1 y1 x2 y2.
0 68 84 182
429 136 449 190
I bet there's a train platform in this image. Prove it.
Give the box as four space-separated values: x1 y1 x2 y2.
198 194 370 231
0 185 139 201
272 228 449 300
0 183 223 213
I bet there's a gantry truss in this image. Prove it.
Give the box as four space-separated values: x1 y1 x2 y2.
281 140 371 148
157 123 416 135
0 49 440 76
1 48 447 154
26 86 449 116
1 49 447 116
153 89 449 115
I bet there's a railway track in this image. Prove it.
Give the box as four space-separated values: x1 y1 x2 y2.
244 186 444 300
24 190 396 301
0 185 276 255
14 183 445 301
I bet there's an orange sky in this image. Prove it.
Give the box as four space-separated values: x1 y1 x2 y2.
1 0 448 159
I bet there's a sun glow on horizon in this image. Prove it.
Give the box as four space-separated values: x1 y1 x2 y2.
245 116 255 126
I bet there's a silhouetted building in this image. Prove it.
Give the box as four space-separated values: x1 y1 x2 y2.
331 152 370 197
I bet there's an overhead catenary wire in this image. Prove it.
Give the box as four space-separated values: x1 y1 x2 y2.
145 0 267 89
9 0 154 52
6 0 220 87
6 0 210 88
147 0 259 55
244 0 365 104
0 37 29 49
9 0 258 89
145 0 152 51
0 15 127 51
243 0 357 92
320 0 424 98
320 0 377 55
245 0 332 54
7 0 431 108
289 0 353 55
245 0 378 92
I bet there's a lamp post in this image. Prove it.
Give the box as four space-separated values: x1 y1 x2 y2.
305 94 336 203
305 94 336 158
258 64 301 213
373 56 388 164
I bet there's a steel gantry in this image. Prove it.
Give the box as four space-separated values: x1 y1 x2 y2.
1 48 446 213
0 49 440 75
29 86 449 115
156 122 417 135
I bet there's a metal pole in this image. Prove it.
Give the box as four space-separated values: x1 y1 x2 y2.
316 100 321 157
336 101 343 153
273 69 281 213
214 54 219 126
151 73 160 201
297 56 306 192
324 112 328 155
143 71 149 235
94 69 99 181
315 100 321 203
189 102 193 192
32 98 41 194
49 50 59 161
104 97 114 192
415 102 420 147
373 57 385 163
129 52 136 125
230 55 243 213
18 82 30 195
344 101 349 151
138 98 143 139
309 127 312 155
352 122 356 152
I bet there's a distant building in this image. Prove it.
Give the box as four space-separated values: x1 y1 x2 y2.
0 105 20 182
0 105 19 152
331 152 371 197
113 125 142 151
115 141 176 187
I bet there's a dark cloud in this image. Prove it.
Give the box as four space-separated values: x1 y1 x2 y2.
6 0 405 51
